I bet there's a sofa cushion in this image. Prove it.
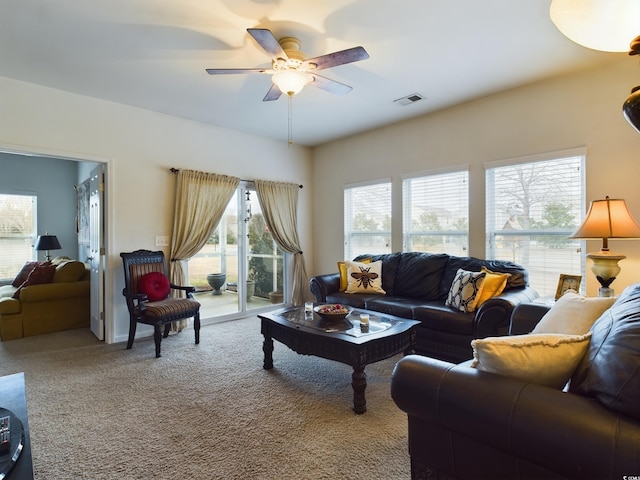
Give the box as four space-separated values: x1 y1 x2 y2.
326 291 379 309
532 292 615 335
364 296 419 319
354 253 403 295
393 252 449 300
445 269 486 313
471 332 592 389
13 263 57 299
0 297 21 314
439 256 528 299
139 272 171 302
345 260 385 294
53 260 87 283
413 301 476 335
570 284 640 420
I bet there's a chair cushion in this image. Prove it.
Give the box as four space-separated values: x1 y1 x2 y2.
570 283 640 420
139 272 171 302
144 298 201 319
471 332 592 389
13 263 57 298
532 291 615 335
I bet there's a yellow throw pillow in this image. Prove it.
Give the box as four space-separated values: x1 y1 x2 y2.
475 267 511 307
345 260 385 294
338 257 370 292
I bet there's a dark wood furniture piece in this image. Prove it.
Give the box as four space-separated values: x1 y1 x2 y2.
120 250 201 358
0 372 33 479
259 306 419 414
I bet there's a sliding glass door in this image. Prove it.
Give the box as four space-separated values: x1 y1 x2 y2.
188 183 285 318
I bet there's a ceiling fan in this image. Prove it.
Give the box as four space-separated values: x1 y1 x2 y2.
206 28 369 101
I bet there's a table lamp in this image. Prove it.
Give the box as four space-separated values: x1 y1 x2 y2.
34 234 61 261
569 197 640 297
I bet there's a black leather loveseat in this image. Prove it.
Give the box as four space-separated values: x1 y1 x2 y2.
391 284 640 479
309 252 538 362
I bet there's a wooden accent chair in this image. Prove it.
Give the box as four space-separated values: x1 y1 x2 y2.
120 250 201 357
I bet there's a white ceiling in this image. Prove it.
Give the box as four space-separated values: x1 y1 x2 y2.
0 0 625 147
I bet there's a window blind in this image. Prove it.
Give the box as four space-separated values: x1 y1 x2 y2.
403 169 468 255
0 193 37 281
344 181 391 259
486 155 585 296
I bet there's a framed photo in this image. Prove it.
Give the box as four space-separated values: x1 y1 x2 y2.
555 274 582 300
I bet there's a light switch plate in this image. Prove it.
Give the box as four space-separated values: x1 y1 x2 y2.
155 235 169 247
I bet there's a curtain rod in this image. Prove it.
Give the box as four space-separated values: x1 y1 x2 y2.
169 168 302 188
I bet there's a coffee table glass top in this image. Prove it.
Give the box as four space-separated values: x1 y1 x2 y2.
276 307 393 338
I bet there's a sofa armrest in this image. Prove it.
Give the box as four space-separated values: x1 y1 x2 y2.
391 355 640 479
309 273 340 303
509 302 550 335
18 281 90 303
473 286 539 338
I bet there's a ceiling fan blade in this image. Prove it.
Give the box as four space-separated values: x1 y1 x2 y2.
306 46 369 71
310 74 353 96
263 84 283 102
247 28 288 60
206 68 271 75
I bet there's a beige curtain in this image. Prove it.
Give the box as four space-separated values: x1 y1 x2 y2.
255 180 310 306
170 169 240 329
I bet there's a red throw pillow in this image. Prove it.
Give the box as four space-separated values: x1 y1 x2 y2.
138 272 170 302
12 261 49 287
13 263 56 298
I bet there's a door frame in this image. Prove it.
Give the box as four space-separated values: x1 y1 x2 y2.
0 141 115 343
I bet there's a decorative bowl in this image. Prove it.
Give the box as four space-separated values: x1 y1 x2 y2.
314 304 351 321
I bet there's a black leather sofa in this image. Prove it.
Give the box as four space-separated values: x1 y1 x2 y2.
391 284 640 479
310 252 538 363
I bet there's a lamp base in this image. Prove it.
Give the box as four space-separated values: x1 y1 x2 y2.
598 286 615 297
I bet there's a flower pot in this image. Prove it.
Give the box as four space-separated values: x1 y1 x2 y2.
246 280 255 302
268 291 284 304
206 273 226 295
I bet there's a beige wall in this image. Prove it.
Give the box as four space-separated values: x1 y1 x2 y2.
312 58 640 297
0 76 313 343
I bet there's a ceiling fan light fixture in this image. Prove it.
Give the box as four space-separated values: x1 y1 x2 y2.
272 70 312 96
550 0 640 52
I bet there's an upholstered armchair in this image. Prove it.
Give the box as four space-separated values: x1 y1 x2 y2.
120 250 201 357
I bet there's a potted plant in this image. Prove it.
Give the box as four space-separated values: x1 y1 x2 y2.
268 290 284 304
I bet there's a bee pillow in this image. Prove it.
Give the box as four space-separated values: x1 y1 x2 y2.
345 260 386 294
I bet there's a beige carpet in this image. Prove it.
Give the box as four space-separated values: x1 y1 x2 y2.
0 316 411 479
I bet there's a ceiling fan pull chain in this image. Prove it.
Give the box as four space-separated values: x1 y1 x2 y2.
288 93 294 146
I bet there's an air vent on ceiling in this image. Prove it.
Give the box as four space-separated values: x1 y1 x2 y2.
394 93 424 106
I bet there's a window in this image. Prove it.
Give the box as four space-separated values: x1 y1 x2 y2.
403 169 468 255
486 151 585 296
0 193 37 281
344 180 392 260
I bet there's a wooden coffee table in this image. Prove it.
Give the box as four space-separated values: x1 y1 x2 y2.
259 306 419 414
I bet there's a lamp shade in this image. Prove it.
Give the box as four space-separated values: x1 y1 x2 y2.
34 235 62 252
569 197 640 250
550 0 640 52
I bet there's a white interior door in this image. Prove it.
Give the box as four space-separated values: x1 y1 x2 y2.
88 165 105 340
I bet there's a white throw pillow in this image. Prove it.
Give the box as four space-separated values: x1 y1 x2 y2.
445 268 486 313
471 333 592 389
345 260 385 294
532 292 616 335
